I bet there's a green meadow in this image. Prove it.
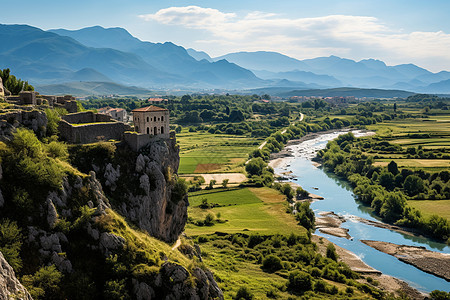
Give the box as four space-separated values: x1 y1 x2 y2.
185 187 307 236
176 130 261 174
408 200 450 222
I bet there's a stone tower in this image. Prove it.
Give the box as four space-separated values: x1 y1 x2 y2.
132 105 170 138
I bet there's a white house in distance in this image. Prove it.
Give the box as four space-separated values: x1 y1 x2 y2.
132 105 169 138
98 107 127 122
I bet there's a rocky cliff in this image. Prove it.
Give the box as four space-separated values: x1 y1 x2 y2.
0 251 32 300
70 136 188 243
0 108 222 299
119 138 188 243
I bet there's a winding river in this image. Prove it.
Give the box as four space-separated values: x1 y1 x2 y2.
274 130 450 293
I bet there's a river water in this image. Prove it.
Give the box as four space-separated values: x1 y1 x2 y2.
274 130 450 293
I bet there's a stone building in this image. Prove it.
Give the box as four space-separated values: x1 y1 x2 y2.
98 107 128 122
132 105 169 138
59 111 132 144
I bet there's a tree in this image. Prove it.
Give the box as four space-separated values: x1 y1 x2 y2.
295 202 315 230
326 243 338 261
393 103 397 112
380 192 406 222
22 265 63 300
222 179 229 188
245 157 267 177
228 109 245 122
208 179 216 189
234 286 254 300
262 255 283 272
387 161 399 175
379 171 395 190
180 94 191 103
403 175 425 196
0 68 34 95
0 219 23 272
288 270 313 293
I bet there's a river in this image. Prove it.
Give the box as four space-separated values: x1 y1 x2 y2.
274 130 450 293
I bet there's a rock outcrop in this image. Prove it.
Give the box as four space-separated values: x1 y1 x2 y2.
0 108 48 140
91 137 188 243
120 138 187 243
0 251 32 300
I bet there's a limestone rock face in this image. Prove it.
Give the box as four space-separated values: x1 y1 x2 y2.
118 138 188 243
154 262 224 300
0 251 32 300
0 109 48 141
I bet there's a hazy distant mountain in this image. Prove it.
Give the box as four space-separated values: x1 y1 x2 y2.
253 70 342 87
276 87 415 98
0 24 182 87
70 68 113 82
49 26 262 88
421 79 450 94
215 51 310 73
186 48 213 62
35 81 152 96
216 51 449 91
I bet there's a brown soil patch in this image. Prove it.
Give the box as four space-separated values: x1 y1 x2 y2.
362 240 450 281
194 163 221 173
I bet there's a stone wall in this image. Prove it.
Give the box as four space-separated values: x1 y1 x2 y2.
124 131 176 152
59 120 132 144
62 111 112 124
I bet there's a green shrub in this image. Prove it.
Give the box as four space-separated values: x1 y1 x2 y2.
45 141 68 160
430 290 450 300
288 270 313 293
171 177 188 203
104 279 130 300
262 255 283 272
234 286 254 300
22 265 63 300
326 243 338 261
0 219 23 272
204 213 215 226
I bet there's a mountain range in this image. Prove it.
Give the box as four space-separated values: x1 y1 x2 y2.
1 23 449 95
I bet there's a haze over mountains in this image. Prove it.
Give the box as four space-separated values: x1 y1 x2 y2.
1 23 450 95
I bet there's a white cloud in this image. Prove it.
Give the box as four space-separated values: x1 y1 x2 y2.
140 6 450 71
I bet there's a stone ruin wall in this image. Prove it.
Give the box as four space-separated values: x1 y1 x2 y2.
58 120 132 144
62 111 112 124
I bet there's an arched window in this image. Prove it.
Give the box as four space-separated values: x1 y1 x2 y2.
161 126 164 134
147 117 149 122
146 127 149 134
161 116 164 122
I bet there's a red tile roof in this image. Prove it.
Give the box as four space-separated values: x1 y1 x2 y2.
132 105 168 112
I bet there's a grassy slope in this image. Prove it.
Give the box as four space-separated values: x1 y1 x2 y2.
185 187 307 236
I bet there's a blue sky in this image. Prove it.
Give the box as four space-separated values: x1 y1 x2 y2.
1 0 450 71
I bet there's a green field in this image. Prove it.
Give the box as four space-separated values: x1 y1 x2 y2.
176 130 261 174
185 187 307 236
367 117 450 149
408 200 450 221
373 158 450 170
